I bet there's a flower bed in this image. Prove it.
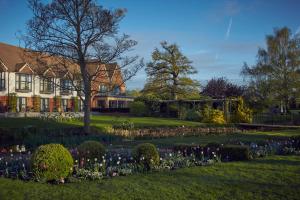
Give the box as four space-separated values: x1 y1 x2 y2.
0 136 299 183
109 126 241 138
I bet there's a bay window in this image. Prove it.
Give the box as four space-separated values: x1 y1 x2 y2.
0 72 5 91
16 74 32 92
60 79 72 95
40 78 54 93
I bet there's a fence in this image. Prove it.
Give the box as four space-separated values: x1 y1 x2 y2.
253 113 300 125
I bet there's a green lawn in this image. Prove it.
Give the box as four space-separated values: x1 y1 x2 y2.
0 115 204 129
0 155 299 200
1 115 300 149
111 129 300 148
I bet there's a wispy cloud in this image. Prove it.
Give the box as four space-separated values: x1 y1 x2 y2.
225 17 233 40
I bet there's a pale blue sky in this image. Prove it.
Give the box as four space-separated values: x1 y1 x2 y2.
0 0 300 89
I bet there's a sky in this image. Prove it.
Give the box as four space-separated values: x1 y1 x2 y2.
0 0 300 89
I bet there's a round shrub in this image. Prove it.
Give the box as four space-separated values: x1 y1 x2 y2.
133 143 160 170
129 101 147 116
185 109 202 121
202 106 226 124
77 141 105 160
31 144 74 181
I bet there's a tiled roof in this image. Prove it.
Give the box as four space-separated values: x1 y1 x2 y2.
0 42 120 79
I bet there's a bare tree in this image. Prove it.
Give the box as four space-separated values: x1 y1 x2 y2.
23 0 143 133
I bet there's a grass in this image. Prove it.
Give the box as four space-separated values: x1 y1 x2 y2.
1 115 300 149
111 129 300 148
0 155 299 200
0 115 204 129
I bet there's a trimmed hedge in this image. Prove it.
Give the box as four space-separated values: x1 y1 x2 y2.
133 143 160 170
219 145 250 161
77 141 105 160
129 101 147 116
31 144 74 181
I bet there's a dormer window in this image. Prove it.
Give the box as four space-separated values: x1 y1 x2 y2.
40 78 54 94
99 84 107 93
113 85 120 95
60 79 72 95
15 73 32 92
0 72 5 91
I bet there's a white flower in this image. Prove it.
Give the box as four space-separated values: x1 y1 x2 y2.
169 153 172 157
100 163 103 167
94 158 98 162
118 157 121 160
117 161 120 165
87 159 90 162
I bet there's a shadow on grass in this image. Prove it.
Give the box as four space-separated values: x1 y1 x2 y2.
247 157 300 166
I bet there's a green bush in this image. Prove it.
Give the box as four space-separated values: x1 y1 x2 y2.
202 106 226 124
31 144 74 181
132 143 160 170
72 97 79 112
219 145 250 161
232 97 253 123
185 109 202 121
33 95 41 112
129 101 147 116
77 141 105 160
135 94 161 115
168 104 179 118
54 96 62 112
8 93 17 112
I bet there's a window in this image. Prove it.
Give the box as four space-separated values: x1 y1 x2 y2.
99 85 107 94
40 78 54 93
61 98 68 112
16 74 32 92
0 72 5 91
60 79 72 94
77 81 84 96
40 98 50 112
17 97 27 112
113 85 120 95
78 100 83 111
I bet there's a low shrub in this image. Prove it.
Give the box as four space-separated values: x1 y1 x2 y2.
219 145 250 161
112 119 134 130
31 144 74 181
77 141 105 160
232 97 253 123
202 106 226 124
129 101 147 116
132 143 160 170
173 144 200 156
185 109 202 121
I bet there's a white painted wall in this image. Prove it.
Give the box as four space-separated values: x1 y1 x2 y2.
0 72 82 99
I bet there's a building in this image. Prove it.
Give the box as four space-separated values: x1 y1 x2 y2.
0 42 133 113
